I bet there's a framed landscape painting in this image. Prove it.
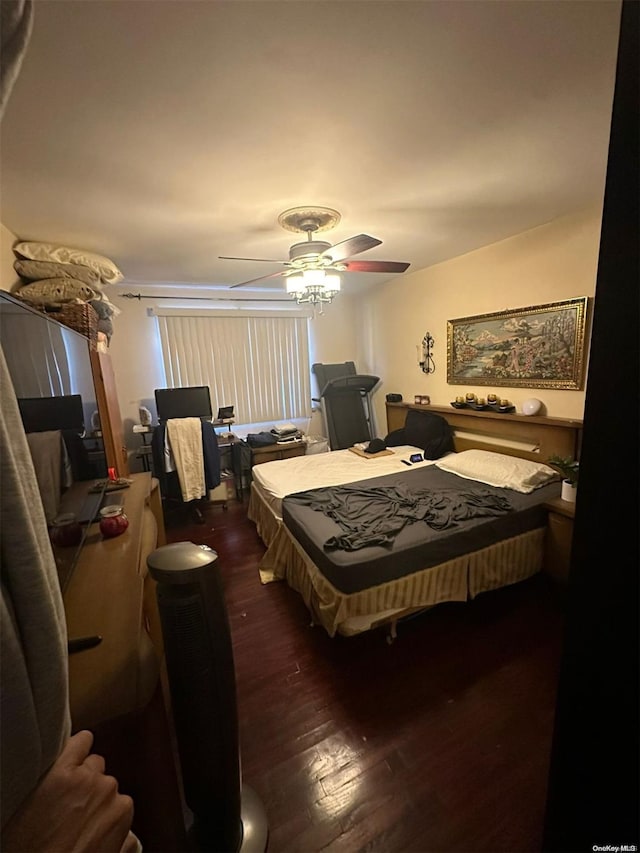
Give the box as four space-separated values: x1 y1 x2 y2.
447 297 589 389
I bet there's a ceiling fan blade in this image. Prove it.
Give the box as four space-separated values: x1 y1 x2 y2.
219 255 288 264
343 260 410 273
322 234 382 262
229 270 285 289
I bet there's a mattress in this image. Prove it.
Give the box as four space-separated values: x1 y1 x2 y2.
251 444 440 518
249 445 562 638
254 479 550 638
282 465 561 594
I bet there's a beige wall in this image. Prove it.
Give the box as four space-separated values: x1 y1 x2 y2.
92 206 604 457
0 222 20 291
366 206 602 431
3 206 602 454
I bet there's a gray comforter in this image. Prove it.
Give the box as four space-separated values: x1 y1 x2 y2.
285 482 512 551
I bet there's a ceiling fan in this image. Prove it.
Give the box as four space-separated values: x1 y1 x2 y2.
219 207 410 293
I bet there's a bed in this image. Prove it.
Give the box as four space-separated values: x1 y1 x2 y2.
248 403 582 638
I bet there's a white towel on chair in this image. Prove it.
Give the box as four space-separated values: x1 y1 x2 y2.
166 418 205 502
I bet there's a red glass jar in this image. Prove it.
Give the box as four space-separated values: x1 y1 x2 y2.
99 505 129 539
49 513 83 548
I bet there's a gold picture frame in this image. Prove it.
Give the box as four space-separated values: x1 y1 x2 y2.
447 297 589 389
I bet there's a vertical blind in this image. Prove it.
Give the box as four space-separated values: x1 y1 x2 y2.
155 312 311 424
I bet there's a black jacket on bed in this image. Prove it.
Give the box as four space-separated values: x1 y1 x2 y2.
385 409 454 459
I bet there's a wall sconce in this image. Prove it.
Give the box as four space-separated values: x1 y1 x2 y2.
417 332 435 374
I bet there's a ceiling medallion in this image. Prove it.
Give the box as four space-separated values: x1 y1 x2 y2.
277 206 341 235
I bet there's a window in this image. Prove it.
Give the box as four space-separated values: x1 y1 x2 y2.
155 310 311 424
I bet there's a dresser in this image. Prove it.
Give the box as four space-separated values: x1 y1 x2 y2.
57 473 162 727
55 472 185 850
251 439 307 466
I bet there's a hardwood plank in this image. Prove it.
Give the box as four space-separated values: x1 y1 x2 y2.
163 497 564 852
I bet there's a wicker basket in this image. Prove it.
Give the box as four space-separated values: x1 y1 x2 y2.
27 301 100 350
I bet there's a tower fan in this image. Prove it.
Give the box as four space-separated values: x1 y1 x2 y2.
147 542 268 853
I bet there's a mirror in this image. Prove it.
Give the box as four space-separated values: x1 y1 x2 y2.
0 291 107 586
1 292 99 426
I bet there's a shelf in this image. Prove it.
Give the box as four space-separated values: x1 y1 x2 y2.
386 401 583 429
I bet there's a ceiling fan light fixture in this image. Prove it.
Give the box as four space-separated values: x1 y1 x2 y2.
302 268 325 286
285 274 305 294
224 206 409 295
324 273 341 293
286 268 340 306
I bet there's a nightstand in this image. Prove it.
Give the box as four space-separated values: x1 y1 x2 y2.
251 441 307 466
543 497 576 583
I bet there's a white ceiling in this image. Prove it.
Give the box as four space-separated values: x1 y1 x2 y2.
0 0 621 296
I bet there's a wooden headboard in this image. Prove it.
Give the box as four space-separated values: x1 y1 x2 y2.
386 403 582 463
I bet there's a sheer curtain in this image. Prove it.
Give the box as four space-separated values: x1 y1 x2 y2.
1 315 73 397
155 310 311 424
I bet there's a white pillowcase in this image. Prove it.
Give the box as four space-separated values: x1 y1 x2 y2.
435 449 558 494
14 241 123 284
14 258 102 286
17 278 98 305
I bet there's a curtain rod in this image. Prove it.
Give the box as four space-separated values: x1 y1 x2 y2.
119 291 292 303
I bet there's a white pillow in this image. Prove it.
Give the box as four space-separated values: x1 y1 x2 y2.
17 278 98 305
14 258 102 286
14 241 123 284
435 449 558 494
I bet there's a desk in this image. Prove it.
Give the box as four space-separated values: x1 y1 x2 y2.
217 436 252 501
132 424 153 472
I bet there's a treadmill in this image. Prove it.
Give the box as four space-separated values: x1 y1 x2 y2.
312 362 380 450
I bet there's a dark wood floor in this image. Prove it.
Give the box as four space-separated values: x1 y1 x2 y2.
165 497 566 853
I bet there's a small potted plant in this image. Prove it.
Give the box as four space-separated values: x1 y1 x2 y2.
547 455 579 502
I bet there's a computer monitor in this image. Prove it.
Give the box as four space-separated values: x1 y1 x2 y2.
154 386 212 421
17 394 85 434
216 405 234 420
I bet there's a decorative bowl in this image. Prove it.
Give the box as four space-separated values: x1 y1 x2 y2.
99 505 129 538
49 513 83 547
